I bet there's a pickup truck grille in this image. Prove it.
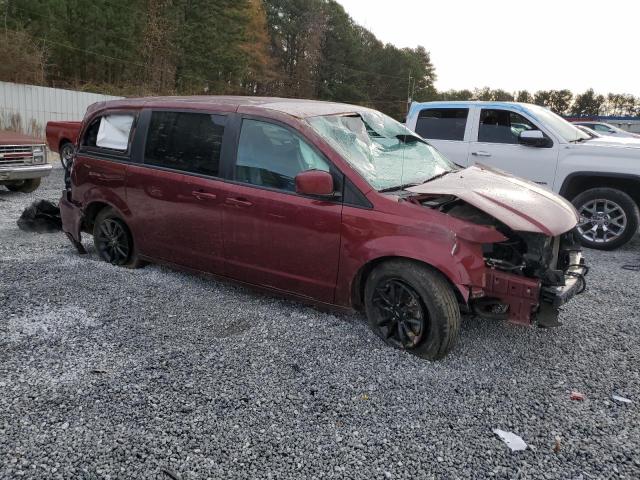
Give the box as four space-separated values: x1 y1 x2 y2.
0 145 35 166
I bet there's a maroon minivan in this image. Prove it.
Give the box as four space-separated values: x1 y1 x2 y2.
60 96 587 359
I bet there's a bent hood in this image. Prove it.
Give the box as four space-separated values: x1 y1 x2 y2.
407 165 579 236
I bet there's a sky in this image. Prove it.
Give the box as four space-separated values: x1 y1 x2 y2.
337 0 640 96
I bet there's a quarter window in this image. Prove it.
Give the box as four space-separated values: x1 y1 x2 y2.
415 108 468 141
478 109 544 144
83 114 135 152
144 111 225 176
235 119 330 192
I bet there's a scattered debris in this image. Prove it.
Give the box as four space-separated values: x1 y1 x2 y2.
570 391 585 401
493 429 527 451
162 468 182 480
553 436 561 453
16 200 62 233
612 394 632 404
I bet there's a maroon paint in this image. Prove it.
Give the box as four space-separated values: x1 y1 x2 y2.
45 121 81 151
0 130 42 145
60 96 580 322
295 170 334 196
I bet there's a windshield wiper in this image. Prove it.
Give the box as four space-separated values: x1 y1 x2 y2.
396 134 426 144
379 182 421 193
421 169 454 184
379 170 455 193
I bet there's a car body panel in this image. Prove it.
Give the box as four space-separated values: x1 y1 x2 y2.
45 121 82 152
0 131 50 183
407 165 579 235
60 96 585 330
406 101 640 199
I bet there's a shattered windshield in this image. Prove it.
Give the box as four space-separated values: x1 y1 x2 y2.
307 110 455 191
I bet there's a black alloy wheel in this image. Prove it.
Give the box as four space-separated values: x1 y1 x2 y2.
371 278 426 349
94 216 132 265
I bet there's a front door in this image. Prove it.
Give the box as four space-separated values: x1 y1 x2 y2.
221 118 343 303
467 108 560 188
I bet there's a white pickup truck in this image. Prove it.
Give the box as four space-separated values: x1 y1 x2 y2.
406 101 640 250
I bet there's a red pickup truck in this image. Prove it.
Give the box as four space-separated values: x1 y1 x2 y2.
0 130 51 192
46 121 81 168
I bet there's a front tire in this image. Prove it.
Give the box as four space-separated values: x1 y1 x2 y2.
364 260 460 360
5 178 41 193
92 208 142 268
572 188 639 250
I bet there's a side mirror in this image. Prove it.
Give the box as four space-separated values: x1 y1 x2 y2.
518 130 551 148
295 170 335 197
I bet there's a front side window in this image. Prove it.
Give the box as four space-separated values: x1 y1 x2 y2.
415 108 468 141
478 109 541 144
235 119 330 192
144 111 225 176
308 110 455 192
83 113 135 152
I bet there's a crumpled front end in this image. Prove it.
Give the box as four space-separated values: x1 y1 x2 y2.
411 192 588 327
475 230 588 327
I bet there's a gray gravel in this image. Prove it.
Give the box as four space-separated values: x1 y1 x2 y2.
1 165 639 479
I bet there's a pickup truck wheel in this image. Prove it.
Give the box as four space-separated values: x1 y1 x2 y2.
364 260 460 360
59 142 75 170
93 208 142 268
572 188 639 250
5 178 41 193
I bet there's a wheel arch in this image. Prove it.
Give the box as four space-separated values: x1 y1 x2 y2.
559 172 640 207
58 138 73 152
82 200 130 234
350 255 467 311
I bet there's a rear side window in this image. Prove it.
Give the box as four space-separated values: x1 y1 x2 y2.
83 114 135 152
415 108 468 141
144 111 226 177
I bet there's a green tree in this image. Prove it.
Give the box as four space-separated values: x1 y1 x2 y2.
571 89 605 116
547 89 573 115
515 90 533 103
438 89 473 101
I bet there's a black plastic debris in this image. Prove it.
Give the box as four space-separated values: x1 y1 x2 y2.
17 200 62 233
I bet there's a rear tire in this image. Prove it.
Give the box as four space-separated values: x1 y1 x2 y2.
572 188 639 250
5 178 41 193
364 260 460 360
59 142 75 170
92 207 142 268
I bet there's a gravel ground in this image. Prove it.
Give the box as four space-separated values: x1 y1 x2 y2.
1 165 639 479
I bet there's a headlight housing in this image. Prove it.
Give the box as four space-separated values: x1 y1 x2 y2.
32 145 46 164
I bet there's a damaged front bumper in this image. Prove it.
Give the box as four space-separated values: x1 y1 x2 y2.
472 251 588 328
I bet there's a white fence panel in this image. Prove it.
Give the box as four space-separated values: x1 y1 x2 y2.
0 81 122 139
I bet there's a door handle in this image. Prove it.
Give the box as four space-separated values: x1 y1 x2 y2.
225 197 253 207
471 151 492 157
192 190 217 201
